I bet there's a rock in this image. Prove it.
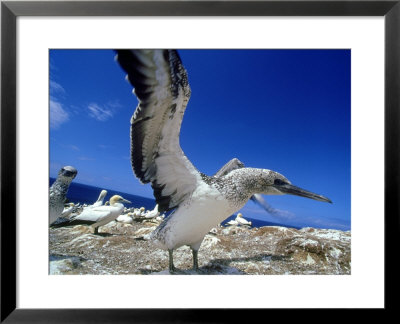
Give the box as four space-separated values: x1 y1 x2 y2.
49 255 83 274
49 221 351 275
221 225 250 235
134 226 156 237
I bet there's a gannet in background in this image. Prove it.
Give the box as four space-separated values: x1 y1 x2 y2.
225 213 252 227
145 204 160 219
235 213 252 226
51 195 131 234
49 166 78 225
226 219 239 226
132 207 145 218
115 49 332 273
61 203 75 218
92 190 108 207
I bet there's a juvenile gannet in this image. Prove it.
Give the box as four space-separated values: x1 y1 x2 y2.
51 195 131 234
115 50 332 272
49 166 78 225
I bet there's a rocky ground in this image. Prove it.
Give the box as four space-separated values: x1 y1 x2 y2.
49 212 351 275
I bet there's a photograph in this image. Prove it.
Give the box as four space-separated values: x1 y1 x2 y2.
49 49 351 275
2 0 396 318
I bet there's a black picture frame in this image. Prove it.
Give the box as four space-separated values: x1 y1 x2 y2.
1 0 398 321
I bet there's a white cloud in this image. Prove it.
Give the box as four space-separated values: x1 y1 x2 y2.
50 80 66 95
49 78 69 129
87 103 114 121
50 100 69 129
67 144 80 151
106 100 123 110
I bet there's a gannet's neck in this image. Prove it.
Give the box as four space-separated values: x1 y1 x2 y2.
51 177 73 194
110 202 124 209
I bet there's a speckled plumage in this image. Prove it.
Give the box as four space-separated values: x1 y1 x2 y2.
204 168 289 208
49 166 77 225
150 167 289 252
116 50 332 272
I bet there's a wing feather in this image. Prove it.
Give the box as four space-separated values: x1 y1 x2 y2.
115 50 200 212
73 208 110 223
214 158 245 177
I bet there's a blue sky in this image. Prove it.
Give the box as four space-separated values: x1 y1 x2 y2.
49 49 351 230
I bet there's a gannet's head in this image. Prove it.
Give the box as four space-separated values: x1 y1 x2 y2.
260 169 332 203
237 213 243 218
109 195 132 205
99 190 107 199
58 166 78 181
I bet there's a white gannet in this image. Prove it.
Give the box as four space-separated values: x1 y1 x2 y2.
115 50 332 272
92 189 108 207
116 213 134 224
60 203 75 218
226 219 239 226
132 207 146 218
51 195 131 234
235 213 252 226
49 166 78 225
144 204 160 219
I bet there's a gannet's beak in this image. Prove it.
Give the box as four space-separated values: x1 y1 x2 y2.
121 198 132 204
273 180 332 203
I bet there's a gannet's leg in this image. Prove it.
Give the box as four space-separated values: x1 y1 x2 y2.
191 248 199 271
93 227 99 235
190 241 202 271
168 249 176 273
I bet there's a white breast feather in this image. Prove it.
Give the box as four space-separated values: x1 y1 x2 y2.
153 182 240 251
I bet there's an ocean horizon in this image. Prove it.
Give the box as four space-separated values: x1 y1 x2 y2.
50 178 303 229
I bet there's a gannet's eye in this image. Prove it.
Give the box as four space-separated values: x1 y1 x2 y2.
274 179 288 186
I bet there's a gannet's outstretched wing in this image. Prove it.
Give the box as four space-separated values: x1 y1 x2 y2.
115 50 201 213
213 158 245 177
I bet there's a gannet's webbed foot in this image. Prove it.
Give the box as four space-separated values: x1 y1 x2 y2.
191 248 199 271
168 249 176 273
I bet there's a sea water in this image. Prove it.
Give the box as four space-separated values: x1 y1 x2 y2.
50 178 156 211
49 178 292 228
